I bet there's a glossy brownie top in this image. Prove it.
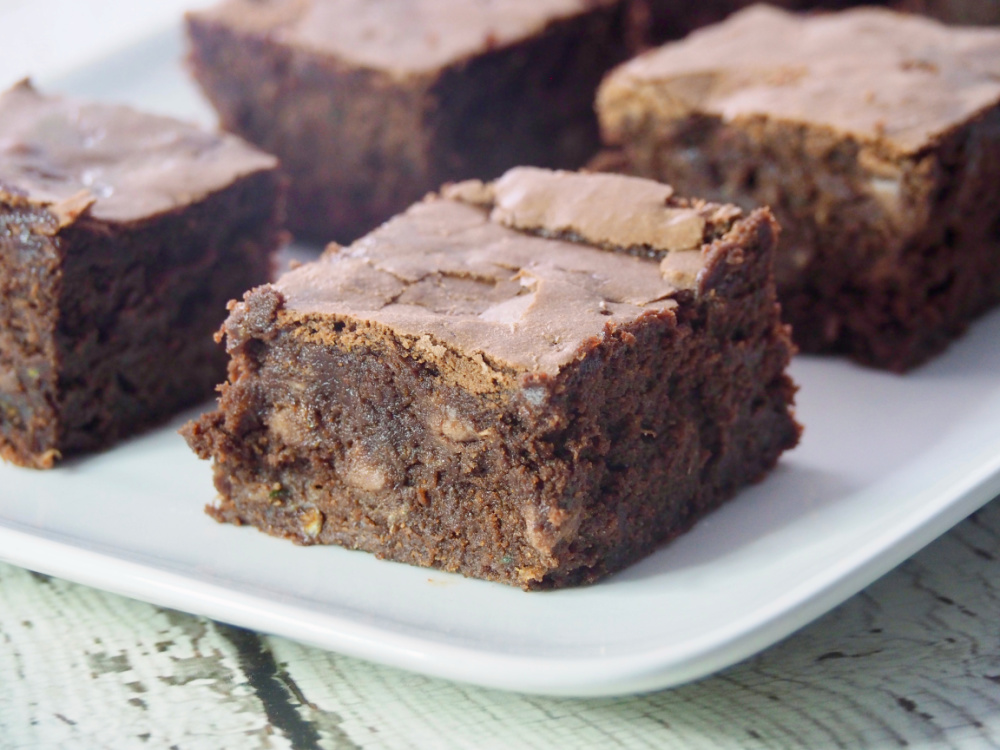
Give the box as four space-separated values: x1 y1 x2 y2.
599 5 1000 155
0 80 277 224
270 168 748 377
189 0 620 75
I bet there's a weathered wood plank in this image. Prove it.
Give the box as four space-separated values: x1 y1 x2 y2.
0 569 288 749
1 499 998 749
264 500 1000 749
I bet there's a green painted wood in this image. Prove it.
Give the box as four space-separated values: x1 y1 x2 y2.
2 500 998 749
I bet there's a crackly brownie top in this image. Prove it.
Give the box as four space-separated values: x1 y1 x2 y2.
272 168 745 377
599 5 1000 155
0 81 277 224
191 0 619 76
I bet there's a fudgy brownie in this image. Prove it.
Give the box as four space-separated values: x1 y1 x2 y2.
184 0 645 243
597 5 1000 371
894 0 1000 25
0 81 284 469
184 168 800 589
642 0 872 44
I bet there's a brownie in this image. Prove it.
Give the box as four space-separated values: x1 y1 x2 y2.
184 0 647 243
183 168 800 589
0 81 284 469
597 6 1000 371
893 0 1000 25
641 0 872 44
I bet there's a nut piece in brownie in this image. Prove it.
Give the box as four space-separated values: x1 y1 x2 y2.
0 81 284 469
597 6 1000 371
183 167 800 589
185 0 644 243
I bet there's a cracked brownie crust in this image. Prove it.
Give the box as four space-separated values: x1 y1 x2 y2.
0 82 284 468
597 6 1000 370
185 169 799 589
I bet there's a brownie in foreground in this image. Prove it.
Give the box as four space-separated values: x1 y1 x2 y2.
184 168 800 589
0 81 284 469
185 0 643 243
597 6 1000 371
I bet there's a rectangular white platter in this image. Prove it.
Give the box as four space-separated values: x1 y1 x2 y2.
1 25 999 698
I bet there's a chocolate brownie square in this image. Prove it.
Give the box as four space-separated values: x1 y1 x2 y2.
0 81 284 468
184 0 644 243
184 168 799 589
597 5 1000 370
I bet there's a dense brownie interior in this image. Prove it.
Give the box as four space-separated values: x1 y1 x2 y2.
0 82 283 467
185 0 641 242
0 202 62 467
185 169 799 588
52 172 282 458
597 6 1000 370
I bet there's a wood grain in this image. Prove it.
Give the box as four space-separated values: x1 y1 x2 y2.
1 499 998 749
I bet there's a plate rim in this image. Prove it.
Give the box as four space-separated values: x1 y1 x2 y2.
2 444 998 697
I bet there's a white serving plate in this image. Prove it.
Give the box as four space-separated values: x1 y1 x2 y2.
1 26 999 697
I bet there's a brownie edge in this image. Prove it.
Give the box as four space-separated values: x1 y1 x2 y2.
596 6 1000 370
0 81 285 468
185 169 799 589
184 0 643 243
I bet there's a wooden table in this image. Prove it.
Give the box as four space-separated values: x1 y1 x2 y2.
2 497 998 749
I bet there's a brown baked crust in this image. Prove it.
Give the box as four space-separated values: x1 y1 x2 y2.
184 169 799 589
893 0 1000 25
640 0 874 44
597 6 1000 371
0 83 285 468
184 0 644 243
